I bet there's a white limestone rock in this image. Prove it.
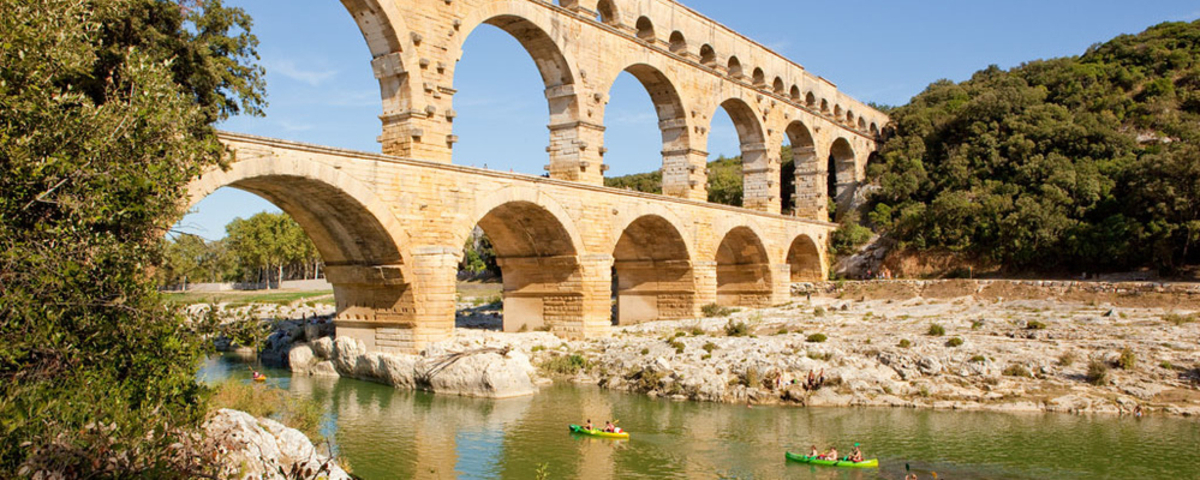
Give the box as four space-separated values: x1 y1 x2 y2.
204 409 350 480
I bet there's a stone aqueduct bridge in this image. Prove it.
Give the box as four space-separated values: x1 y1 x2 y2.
190 0 889 354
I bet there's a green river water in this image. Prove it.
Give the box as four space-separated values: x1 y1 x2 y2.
200 355 1199 479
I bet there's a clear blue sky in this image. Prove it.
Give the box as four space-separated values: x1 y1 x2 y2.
175 0 1200 240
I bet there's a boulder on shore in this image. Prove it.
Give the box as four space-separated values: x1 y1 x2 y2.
204 409 350 480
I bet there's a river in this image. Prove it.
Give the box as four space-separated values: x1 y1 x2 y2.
200 354 1198 479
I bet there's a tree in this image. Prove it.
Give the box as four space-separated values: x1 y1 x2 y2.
868 20 1200 274
225 212 320 287
0 0 264 475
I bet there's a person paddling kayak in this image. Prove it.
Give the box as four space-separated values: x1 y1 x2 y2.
849 443 864 463
808 445 819 458
822 446 838 461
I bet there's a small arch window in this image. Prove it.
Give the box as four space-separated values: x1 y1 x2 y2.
669 31 687 55
700 44 716 66
773 77 785 95
596 0 618 26
636 16 655 42
805 92 816 108
727 57 743 78
752 68 766 87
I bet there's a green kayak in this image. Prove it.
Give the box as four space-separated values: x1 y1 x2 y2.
569 424 629 439
785 452 878 468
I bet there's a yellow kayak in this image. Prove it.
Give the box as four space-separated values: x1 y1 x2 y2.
569 424 629 439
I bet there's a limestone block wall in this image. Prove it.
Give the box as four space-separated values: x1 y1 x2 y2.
193 132 836 353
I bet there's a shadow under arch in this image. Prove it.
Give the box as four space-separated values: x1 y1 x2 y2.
828 137 856 220
786 234 823 282
612 214 696 324
784 120 822 220
714 225 773 307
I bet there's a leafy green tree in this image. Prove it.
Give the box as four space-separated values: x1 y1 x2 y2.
225 212 319 287
869 20 1200 274
0 0 263 475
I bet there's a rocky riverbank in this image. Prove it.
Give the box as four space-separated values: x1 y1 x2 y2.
194 282 1200 416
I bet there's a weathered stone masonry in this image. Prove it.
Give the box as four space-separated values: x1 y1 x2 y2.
190 0 888 353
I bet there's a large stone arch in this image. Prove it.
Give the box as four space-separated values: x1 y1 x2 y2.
187 155 409 271
714 225 773 307
612 214 696 324
456 185 585 255
188 153 418 351
786 234 824 282
456 187 589 333
455 2 591 181
708 97 771 211
601 62 696 198
828 137 857 220
785 120 824 220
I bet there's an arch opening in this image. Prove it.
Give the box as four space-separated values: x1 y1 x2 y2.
707 98 766 207
602 64 689 188
707 98 768 209
773 77 785 95
805 92 816 108
828 138 857 221
612 215 695 325
790 85 801 102
715 226 772 307
752 68 766 87
787 235 823 282
636 16 655 42
669 31 687 54
596 0 618 25
453 15 577 174
782 121 818 218
727 56 743 78
182 170 414 350
699 44 716 66
470 201 583 333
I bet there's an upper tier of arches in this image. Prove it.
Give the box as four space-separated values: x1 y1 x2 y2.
340 0 886 218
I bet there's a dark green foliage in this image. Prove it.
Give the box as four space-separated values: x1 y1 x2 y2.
702 303 734 318
927 323 946 336
702 342 717 353
0 0 263 475
805 333 827 343
224 212 321 285
1003 364 1033 378
604 170 662 194
724 319 749 337
604 155 745 207
540 354 589 375
1118 347 1137 370
869 20 1200 273
969 354 987 363
668 339 686 354
946 337 964 347
898 339 912 348
1087 358 1110 385
1027 320 1047 330
831 222 873 257
706 156 744 207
